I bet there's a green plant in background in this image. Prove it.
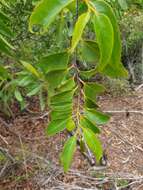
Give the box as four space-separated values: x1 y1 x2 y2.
27 0 128 172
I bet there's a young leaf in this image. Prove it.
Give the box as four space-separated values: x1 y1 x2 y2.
29 0 74 33
71 11 90 52
83 128 103 162
60 136 77 172
93 13 114 70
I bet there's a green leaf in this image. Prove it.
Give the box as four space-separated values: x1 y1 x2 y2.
103 62 128 78
0 20 14 38
84 82 105 103
0 35 14 56
80 116 100 134
83 128 102 162
79 69 97 79
0 65 10 80
14 90 23 102
60 136 77 172
57 78 75 93
66 119 75 131
81 40 100 63
21 61 40 78
92 0 127 78
51 103 72 112
27 85 41 97
93 13 114 70
50 90 74 105
38 52 69 74
46 70 67 89
85 98 99 109
46 119 69 136
71 11 90 52
29 0 74 33
84 109 110 125
50 110 71 120
118 0 128 10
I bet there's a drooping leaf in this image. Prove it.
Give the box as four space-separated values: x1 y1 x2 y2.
46 119 69 136
80 116 100 134
79 68 97 79
46 70 67 89
83 128 102 162
60 136 77 172
71 11 90 52
38 52 69 74
29 0 74 33
56 78 75 93
92 0 128 78
81 40 100 63
50 90 75 105
84 109 110 125
93 13 114 70
84 82 105 103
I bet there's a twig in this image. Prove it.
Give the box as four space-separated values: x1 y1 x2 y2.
104 110 143 115
135 83 143 91
111 129 143 152
0 134 8 145
0 161 9 178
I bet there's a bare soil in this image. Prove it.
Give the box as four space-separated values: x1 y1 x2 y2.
0 89 143 190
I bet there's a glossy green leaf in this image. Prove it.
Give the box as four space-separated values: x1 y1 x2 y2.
46 119 69 136
81 40 100 63
103 62 128 78
71 11 90 52
50 110 71 120
38 52 69 74
66 119 75 131
60 136 77 172
92 0 127 78
50 90 74 104
80 116 100 134
57 78 75 93
84 109 110 125
29 0 74 33
84 82 105 103
93 13 114 70
83 128 102 162
79 69 97 79
46 70 67 89
51 103 72 112
85 98 99 109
